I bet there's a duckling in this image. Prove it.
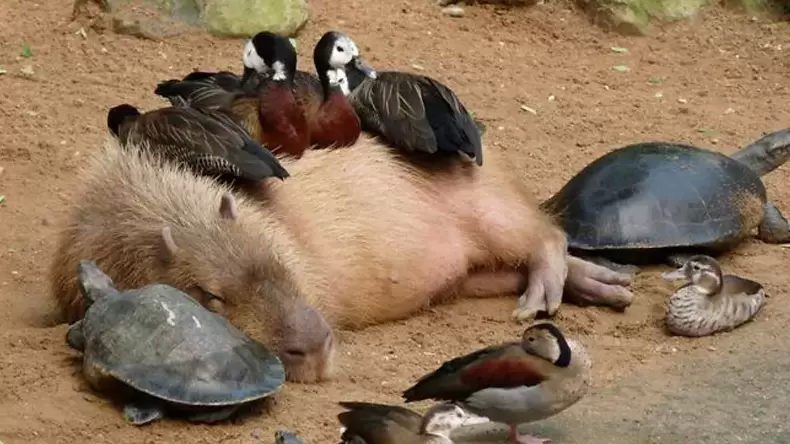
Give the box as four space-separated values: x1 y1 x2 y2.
337 401 471 444
340 41 483 166
106 102 289 183
401 322 591 444
661 255 766 337
275 430 306 444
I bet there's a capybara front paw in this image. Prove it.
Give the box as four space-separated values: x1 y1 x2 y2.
512 242 568 322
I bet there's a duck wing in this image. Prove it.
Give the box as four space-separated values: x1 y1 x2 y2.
349 71 483 165
128 106 288 181
402 342 549 403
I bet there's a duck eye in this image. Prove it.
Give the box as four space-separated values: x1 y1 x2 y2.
336 45 345 52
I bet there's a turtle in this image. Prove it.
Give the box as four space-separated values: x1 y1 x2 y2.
66 260 286 426
540 128 790 272
275 430 307 444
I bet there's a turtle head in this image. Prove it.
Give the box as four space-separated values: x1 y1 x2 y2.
662 255 723 296
77 260 119 307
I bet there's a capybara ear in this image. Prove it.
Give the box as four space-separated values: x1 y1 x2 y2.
219 192 238 220
159 226 179 263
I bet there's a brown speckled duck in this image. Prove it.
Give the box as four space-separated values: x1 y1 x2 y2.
401 323 591 444
662 255 767 337
106 102 289 184
337 401 471 444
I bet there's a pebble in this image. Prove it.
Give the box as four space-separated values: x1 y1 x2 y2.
441 5 465 17
437 0 457 5
520 105 537 115
0 166 4 176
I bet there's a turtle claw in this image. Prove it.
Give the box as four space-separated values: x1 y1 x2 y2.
123 402 165 426
564 256 634 310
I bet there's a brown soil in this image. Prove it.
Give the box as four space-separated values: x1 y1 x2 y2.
0 0 788 443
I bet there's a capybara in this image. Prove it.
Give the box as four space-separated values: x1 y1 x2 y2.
51 136 634 383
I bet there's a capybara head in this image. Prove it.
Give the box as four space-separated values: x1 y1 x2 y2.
157 193 336 383
50 142 335 383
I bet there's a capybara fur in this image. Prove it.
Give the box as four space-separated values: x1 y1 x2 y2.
51 136 634 383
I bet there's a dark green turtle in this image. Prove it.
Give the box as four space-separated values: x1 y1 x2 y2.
66 260 286 426
541 128 790 271
275 430 307 444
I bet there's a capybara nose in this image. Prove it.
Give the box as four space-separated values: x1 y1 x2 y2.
279 330 335 383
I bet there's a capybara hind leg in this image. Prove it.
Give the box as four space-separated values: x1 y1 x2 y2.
564 256 634 310
456 271 526 299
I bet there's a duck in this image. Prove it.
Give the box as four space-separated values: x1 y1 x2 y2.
259 32 485 165
661 254 767 337
154 31 377 155
302 30 376 148
155 31 310 158
343 63 484 166
106 101 289 184
401 322 591 444
337 401 471 444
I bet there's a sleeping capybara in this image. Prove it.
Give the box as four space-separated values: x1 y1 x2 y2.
51 136 633 383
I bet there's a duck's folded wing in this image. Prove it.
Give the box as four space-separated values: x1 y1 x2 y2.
350 77 438 154
134 107 287 181
418 76 483 164
402 342 546 402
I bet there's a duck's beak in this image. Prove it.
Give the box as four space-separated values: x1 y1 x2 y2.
661 267 687 281
240 66 256 87
351 57 377 79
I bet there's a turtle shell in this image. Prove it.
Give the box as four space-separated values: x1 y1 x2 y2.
80 284 285 406
542 142 767 252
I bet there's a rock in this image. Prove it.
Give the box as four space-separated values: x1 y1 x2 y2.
77 0 308 39
575 0 708 36
722 0 786 14
193 0 308 37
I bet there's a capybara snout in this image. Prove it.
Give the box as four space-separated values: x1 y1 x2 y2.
49 140 335 383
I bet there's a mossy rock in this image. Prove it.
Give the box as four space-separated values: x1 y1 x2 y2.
576 0 709 35
108 0 309 38
196 0 308 37
722 0 787 14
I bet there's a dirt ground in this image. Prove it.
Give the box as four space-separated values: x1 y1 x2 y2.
0 0 788 443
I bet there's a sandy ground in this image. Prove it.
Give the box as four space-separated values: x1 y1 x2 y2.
0 0 788 443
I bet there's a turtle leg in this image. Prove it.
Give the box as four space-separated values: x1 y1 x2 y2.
123 401 166 425
583 256 640 276
563 256 634 310
65 320 85 351
186 405 240 423
757 203 790 244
